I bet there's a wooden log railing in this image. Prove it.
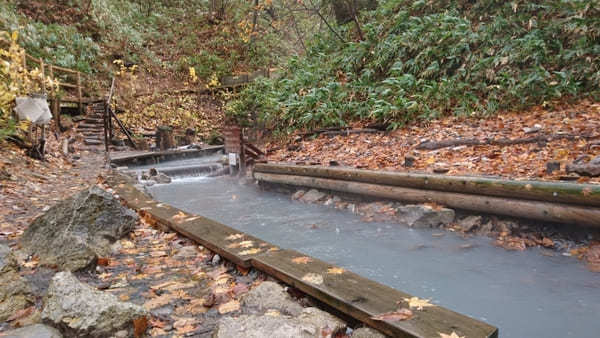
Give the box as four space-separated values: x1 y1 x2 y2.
22 53 90 131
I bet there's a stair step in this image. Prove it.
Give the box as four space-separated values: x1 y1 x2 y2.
85 118 104 123
78 123 103 128
84 139 102 145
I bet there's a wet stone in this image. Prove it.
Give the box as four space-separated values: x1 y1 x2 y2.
299 189 327 203
154 173 172 184
395 204 455 228
241 281 303 316
1 324 63 338
457 215 482 232
292 190 306 200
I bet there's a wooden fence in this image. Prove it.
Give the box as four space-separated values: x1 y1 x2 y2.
22 53 90 131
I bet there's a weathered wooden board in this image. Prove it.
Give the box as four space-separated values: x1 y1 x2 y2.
252 249 498 338
254 163 600 207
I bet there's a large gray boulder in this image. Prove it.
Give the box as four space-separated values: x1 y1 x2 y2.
0 244 33 322
242 281 303 316
20 186 137 271
42 271 147 337
395 204 455 228
2 324 63 338
213 307 345 338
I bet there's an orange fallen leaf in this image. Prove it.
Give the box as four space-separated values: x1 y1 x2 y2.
133 316 148 338
371 308 413 322
327 267 345 275
218 299 241 314
292 256 312 264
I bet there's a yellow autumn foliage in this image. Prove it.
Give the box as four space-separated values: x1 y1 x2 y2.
0 30 57 138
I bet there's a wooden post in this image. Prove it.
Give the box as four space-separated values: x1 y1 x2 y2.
156 126 175 151
48 65 61 132
77 72 83 115
39 58 45 95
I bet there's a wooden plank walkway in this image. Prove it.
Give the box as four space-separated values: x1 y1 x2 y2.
108 173 498 338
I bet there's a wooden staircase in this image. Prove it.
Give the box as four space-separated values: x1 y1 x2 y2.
78 102 106 146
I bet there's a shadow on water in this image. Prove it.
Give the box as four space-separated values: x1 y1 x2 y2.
148 175 600 338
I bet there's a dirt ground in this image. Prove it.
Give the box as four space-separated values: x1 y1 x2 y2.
267 100 600 184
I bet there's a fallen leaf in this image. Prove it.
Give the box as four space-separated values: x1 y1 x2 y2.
327 267 345 275
172 211 187 222
7 306 34 322
403 297 434 310
143 293 176 310
301 273 324 285
292 256 312 264
239 248 261 255
218 299 240 314
439 332 465 338
225 233 244 241
371 308 413 322
133 316 148 338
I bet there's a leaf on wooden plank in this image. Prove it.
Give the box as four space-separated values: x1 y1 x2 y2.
371 308 413 322
239 248 262 255
301 273 324 285
292 256 313 264
403 297 434 310
227 240 254 249
218 300 240 314
327 267 345 275
172 211 187 222
225 233 244 241
439 332 466 338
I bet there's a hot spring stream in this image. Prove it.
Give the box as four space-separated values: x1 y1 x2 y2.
145 175 600 337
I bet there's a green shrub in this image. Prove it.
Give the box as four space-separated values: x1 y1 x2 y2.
227 0 600 132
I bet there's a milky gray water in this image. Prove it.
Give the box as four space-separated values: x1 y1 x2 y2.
148 175 600 338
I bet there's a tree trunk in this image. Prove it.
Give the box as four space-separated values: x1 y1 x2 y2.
330 0 377 25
